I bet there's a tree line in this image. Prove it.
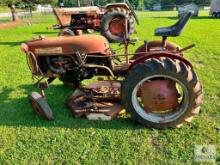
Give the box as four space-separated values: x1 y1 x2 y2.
0 0 212 21
143 0 211 10
59 0 212 9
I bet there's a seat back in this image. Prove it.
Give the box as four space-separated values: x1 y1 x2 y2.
171 11 194 36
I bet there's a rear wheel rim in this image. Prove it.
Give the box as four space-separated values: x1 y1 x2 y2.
131 74 189 124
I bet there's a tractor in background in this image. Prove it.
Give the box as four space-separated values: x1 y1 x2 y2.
51 0 139 42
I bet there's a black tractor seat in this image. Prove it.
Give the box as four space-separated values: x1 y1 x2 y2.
155 11 193 37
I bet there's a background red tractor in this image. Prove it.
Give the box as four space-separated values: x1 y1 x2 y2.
52 0 139 42
21 12 202 128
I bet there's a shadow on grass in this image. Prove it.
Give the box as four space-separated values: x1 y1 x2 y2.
33 31 58 35
0 41 26 46
0 84 142 130
0 20 11 23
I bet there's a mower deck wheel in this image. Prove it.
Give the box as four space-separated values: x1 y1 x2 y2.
28 92 54 120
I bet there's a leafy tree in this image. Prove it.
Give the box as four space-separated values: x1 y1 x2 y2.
0 0 21 21
144 0 157 10
193 0 211 5
24 0 57 7
175 0 211 6
128 0 140 9
161 0 176 10
0 0 57 21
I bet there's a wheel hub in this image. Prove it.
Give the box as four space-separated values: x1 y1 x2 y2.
140 80 179 112
109 18 125 36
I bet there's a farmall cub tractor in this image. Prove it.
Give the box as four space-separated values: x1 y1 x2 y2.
52 0 138 42
21 11 203 128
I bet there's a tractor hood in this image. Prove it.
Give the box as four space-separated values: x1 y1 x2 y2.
24 35 111 56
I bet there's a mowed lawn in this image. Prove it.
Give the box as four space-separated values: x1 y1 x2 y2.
0 11 219 164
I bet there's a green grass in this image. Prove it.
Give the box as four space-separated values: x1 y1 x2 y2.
0 11 219 164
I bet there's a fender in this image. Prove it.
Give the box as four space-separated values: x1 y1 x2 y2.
132 40 183 60
129 51 193 70
135 41 182 54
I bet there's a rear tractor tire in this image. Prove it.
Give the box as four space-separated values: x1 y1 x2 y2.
28 92 54 120
101 7 135 42
122 57 202 128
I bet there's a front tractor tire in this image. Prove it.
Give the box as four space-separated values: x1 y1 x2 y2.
28 92 54 120
122 57 202 128
101 7 135 42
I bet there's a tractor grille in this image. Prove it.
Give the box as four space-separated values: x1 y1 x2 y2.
26 52 43 76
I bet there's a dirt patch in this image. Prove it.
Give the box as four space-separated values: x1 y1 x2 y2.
0 20 23 29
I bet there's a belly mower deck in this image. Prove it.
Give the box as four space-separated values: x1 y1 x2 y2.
67 80 123 120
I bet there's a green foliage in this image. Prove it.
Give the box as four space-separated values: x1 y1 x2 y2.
144 0 156 9
0 0 58 6
0 0 213 10
56 0 212 10
169 0 211 7
0 0 21 6
143 0 212 10
128 0 140 9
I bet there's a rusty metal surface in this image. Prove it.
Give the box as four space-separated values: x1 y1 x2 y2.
53 7 103 26
67 81 122 118
21 43 29 52
140 80 179 112
26 35 111 55
55 6 102 14
134 40 182 59
109 18 125 36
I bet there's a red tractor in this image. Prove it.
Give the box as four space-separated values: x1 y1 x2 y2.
52 0 138 42
21 12 202 128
